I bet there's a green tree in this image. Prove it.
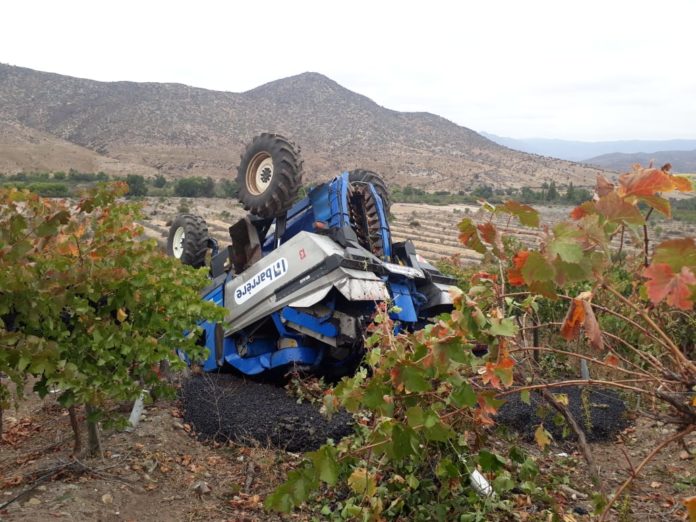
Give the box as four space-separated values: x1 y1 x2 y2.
218 179 239 197
125 174 148 197
174 177 200 197
565 181 576 202
201 177 216 197
152 174 167 188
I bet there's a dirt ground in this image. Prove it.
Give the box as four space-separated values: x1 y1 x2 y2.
0 388 302 522
1 381 693 522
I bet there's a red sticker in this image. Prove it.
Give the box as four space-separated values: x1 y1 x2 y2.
299 248 306 260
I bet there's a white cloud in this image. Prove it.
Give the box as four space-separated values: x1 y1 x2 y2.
2 0 694 140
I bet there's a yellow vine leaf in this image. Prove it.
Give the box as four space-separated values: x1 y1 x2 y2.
348 468 377 497
534 424 552 450
553 393 569 406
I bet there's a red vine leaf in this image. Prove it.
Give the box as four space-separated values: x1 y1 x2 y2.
480 362 502 389
458 219 486 254
508 251 529 286
596 192 644 224
672 175 693 192
475 394 500 426
618 166 676 198
637 194 671 217
643 263 696 311
477 222 504 257
570 201 596 220
560 298 585 341
604 353 620 367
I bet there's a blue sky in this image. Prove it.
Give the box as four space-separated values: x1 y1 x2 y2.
3 0 695 141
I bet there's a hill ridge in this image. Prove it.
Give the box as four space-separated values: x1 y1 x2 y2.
0 63 604 188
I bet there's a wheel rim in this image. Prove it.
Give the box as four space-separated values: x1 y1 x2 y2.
172 226 185 258
246 152 274 196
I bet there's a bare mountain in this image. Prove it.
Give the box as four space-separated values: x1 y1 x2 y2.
584 150 696 173
0 64 605 189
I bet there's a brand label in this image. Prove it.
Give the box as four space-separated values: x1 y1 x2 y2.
234 257 288 304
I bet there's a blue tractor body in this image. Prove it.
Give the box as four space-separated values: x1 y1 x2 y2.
177 171 457 377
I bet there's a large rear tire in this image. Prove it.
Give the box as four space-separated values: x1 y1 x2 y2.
348 169 391 213
236 133 303 218
167 214 209 268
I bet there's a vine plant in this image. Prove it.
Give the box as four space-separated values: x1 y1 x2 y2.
266 164 695 520
0 183 224 454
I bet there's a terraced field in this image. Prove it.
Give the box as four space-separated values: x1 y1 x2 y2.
139 197 696 267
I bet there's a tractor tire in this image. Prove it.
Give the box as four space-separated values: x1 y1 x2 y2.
348 169 391 213
236 133 303 218
167 214 209 268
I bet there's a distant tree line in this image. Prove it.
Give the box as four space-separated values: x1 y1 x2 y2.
391 181 592 206
0 170 239 199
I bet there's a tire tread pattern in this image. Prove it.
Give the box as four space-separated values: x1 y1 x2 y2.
236 133 303 218
167 214 209 268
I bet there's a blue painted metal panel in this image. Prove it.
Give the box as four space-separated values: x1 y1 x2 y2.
224 344 320 375
281 307 338 338
389 281 418 323
241 337 275 357
202 283 224 307
327 173 351 229
201 321 220 372
309 183 332 224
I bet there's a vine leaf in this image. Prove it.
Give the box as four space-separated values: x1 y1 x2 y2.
497 201 540 228
643 263 696 311
478 450 506 472
521 252 554 284
508 251 529 286
581 300 603 351
672 175 693 192
348 468 377 497
637 194 671 218
560 299 585 341
560 295 603 349
477 222 504 257
308 446 339 485
652 238 696 271
534 424 552 450
596 192 644 225
618 165 675 197
264 466 318 512
604 353 620 367
570 201 596 220
458 218 486 254
596 175 615 197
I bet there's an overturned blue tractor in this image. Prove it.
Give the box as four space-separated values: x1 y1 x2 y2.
168 133 458 377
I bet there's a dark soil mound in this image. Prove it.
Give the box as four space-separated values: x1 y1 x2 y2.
496 386 629 442
181 373 353 452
